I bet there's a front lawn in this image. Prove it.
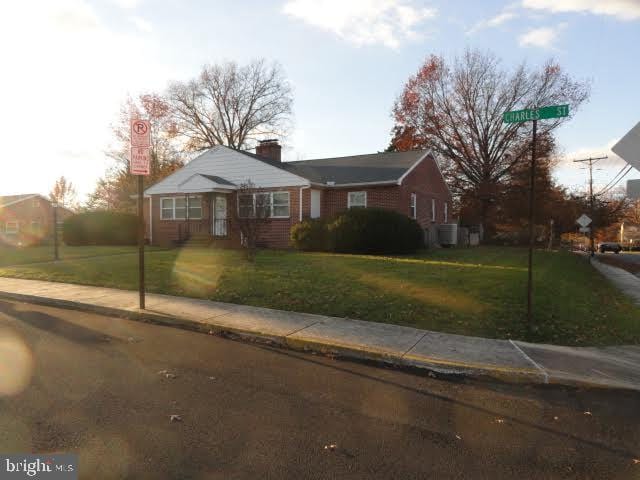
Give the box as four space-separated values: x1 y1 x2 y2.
0 245 162 267
0 246 637 346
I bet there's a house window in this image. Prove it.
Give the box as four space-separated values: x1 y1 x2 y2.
348 191 367 208
188 197 202 219
5 221 19 234
272 192 290 218
161 198 174 220
160 197 202 220
237 191 290 218
410 193 416 219
31 221 41 233
431 199 436 222
444 202 448 223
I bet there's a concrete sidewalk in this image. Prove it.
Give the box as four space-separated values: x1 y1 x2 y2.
591 257 640 306
0 277 639 391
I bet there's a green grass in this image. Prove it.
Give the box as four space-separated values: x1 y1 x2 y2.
0 245 162 267
0 246 637 346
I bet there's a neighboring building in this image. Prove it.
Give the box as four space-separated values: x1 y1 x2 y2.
0 194 74 246
143 140 453 248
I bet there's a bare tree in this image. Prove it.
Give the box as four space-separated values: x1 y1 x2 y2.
49 176 77 209
230 181 271 261
167 60 293 150
392 49 590 225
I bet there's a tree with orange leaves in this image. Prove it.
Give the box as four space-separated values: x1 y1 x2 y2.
391 49 590 231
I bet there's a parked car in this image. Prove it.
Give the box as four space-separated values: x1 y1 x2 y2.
599 242 622 254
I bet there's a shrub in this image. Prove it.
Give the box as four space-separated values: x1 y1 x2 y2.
290 218 329 251
327 208 423 254
63 211 138 246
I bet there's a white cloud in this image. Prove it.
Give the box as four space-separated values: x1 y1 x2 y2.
522 0 640 20
282 0 437 48
129 16 152 32
112 0 143 9
467 10 518 34
518 23 567 48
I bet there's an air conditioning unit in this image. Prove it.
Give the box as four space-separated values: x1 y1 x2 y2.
438 224 458 247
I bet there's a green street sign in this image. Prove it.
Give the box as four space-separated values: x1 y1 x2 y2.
503 104 569 124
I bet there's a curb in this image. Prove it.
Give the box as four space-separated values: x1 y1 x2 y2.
0 289 630 391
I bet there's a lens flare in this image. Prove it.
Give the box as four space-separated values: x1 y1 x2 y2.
0 330 34 396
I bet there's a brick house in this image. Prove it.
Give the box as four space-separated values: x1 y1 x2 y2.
143 140 452 248
0 194 73 246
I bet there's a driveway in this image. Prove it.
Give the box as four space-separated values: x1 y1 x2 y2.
0 299 639 479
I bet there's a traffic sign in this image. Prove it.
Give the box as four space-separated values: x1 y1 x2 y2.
579 226 590 233
612 121 640 171
130 147 150 175
503 105 569 124
576 214 592 228
130 119 150 147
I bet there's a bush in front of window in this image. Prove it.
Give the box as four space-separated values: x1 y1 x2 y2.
290 218 329 251
63 211 138 246
327 208 423 254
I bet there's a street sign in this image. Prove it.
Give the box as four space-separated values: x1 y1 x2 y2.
130 119 151 176
503 104 569 124
612 121 640 171
130 147 151 175
576 214 592 227
579 226 590 233
130 119 150 147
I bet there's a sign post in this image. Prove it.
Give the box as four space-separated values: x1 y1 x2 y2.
503 104 570 327
130 119 151 310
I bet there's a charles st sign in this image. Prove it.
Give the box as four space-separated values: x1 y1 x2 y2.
503 104 569 124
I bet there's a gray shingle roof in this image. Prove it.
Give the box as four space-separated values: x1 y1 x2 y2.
199 174 236 186
279 150 428 185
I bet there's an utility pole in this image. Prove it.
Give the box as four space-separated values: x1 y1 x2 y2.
573 156 607 256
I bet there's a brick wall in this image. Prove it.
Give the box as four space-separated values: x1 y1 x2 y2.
321 185 400 218
0 196 72 246
398 154 452 229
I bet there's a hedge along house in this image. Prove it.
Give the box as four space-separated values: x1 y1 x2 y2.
143 140 452 248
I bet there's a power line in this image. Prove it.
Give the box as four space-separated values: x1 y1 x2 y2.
597 165 633 197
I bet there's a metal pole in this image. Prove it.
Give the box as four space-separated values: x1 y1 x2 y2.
526 119 537 327
138 175 145 309
53 204 59 261
588 160 595 257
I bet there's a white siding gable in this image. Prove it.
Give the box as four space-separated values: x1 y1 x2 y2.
178 174 233 193
145 146 309 195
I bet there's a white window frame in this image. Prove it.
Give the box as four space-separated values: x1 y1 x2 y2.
160 196 203 221
431 199 436 222
410 193 417 219
444 202 448 223
237 191 290 219
5 221 19 234
347 191 367 208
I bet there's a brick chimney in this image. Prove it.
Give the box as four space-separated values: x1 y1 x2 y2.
256 139 281 162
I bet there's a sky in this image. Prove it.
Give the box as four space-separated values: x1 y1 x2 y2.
1 0 639 202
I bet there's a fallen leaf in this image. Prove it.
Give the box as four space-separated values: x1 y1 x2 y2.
455 435 461 440
170 415 182 422
495 419 505 424
553 416 559 421
157 370 169 375
633 459 640 465
165 373 177 379
208 376 216 381
584 411 592 416
324 444 337 451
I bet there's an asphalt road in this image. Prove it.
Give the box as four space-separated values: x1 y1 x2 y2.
0 299 639 479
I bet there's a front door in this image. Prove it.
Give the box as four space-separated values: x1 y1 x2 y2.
212 195 227 237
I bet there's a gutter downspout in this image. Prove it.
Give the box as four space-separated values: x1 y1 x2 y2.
149 196 153 245
299 186 310 222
